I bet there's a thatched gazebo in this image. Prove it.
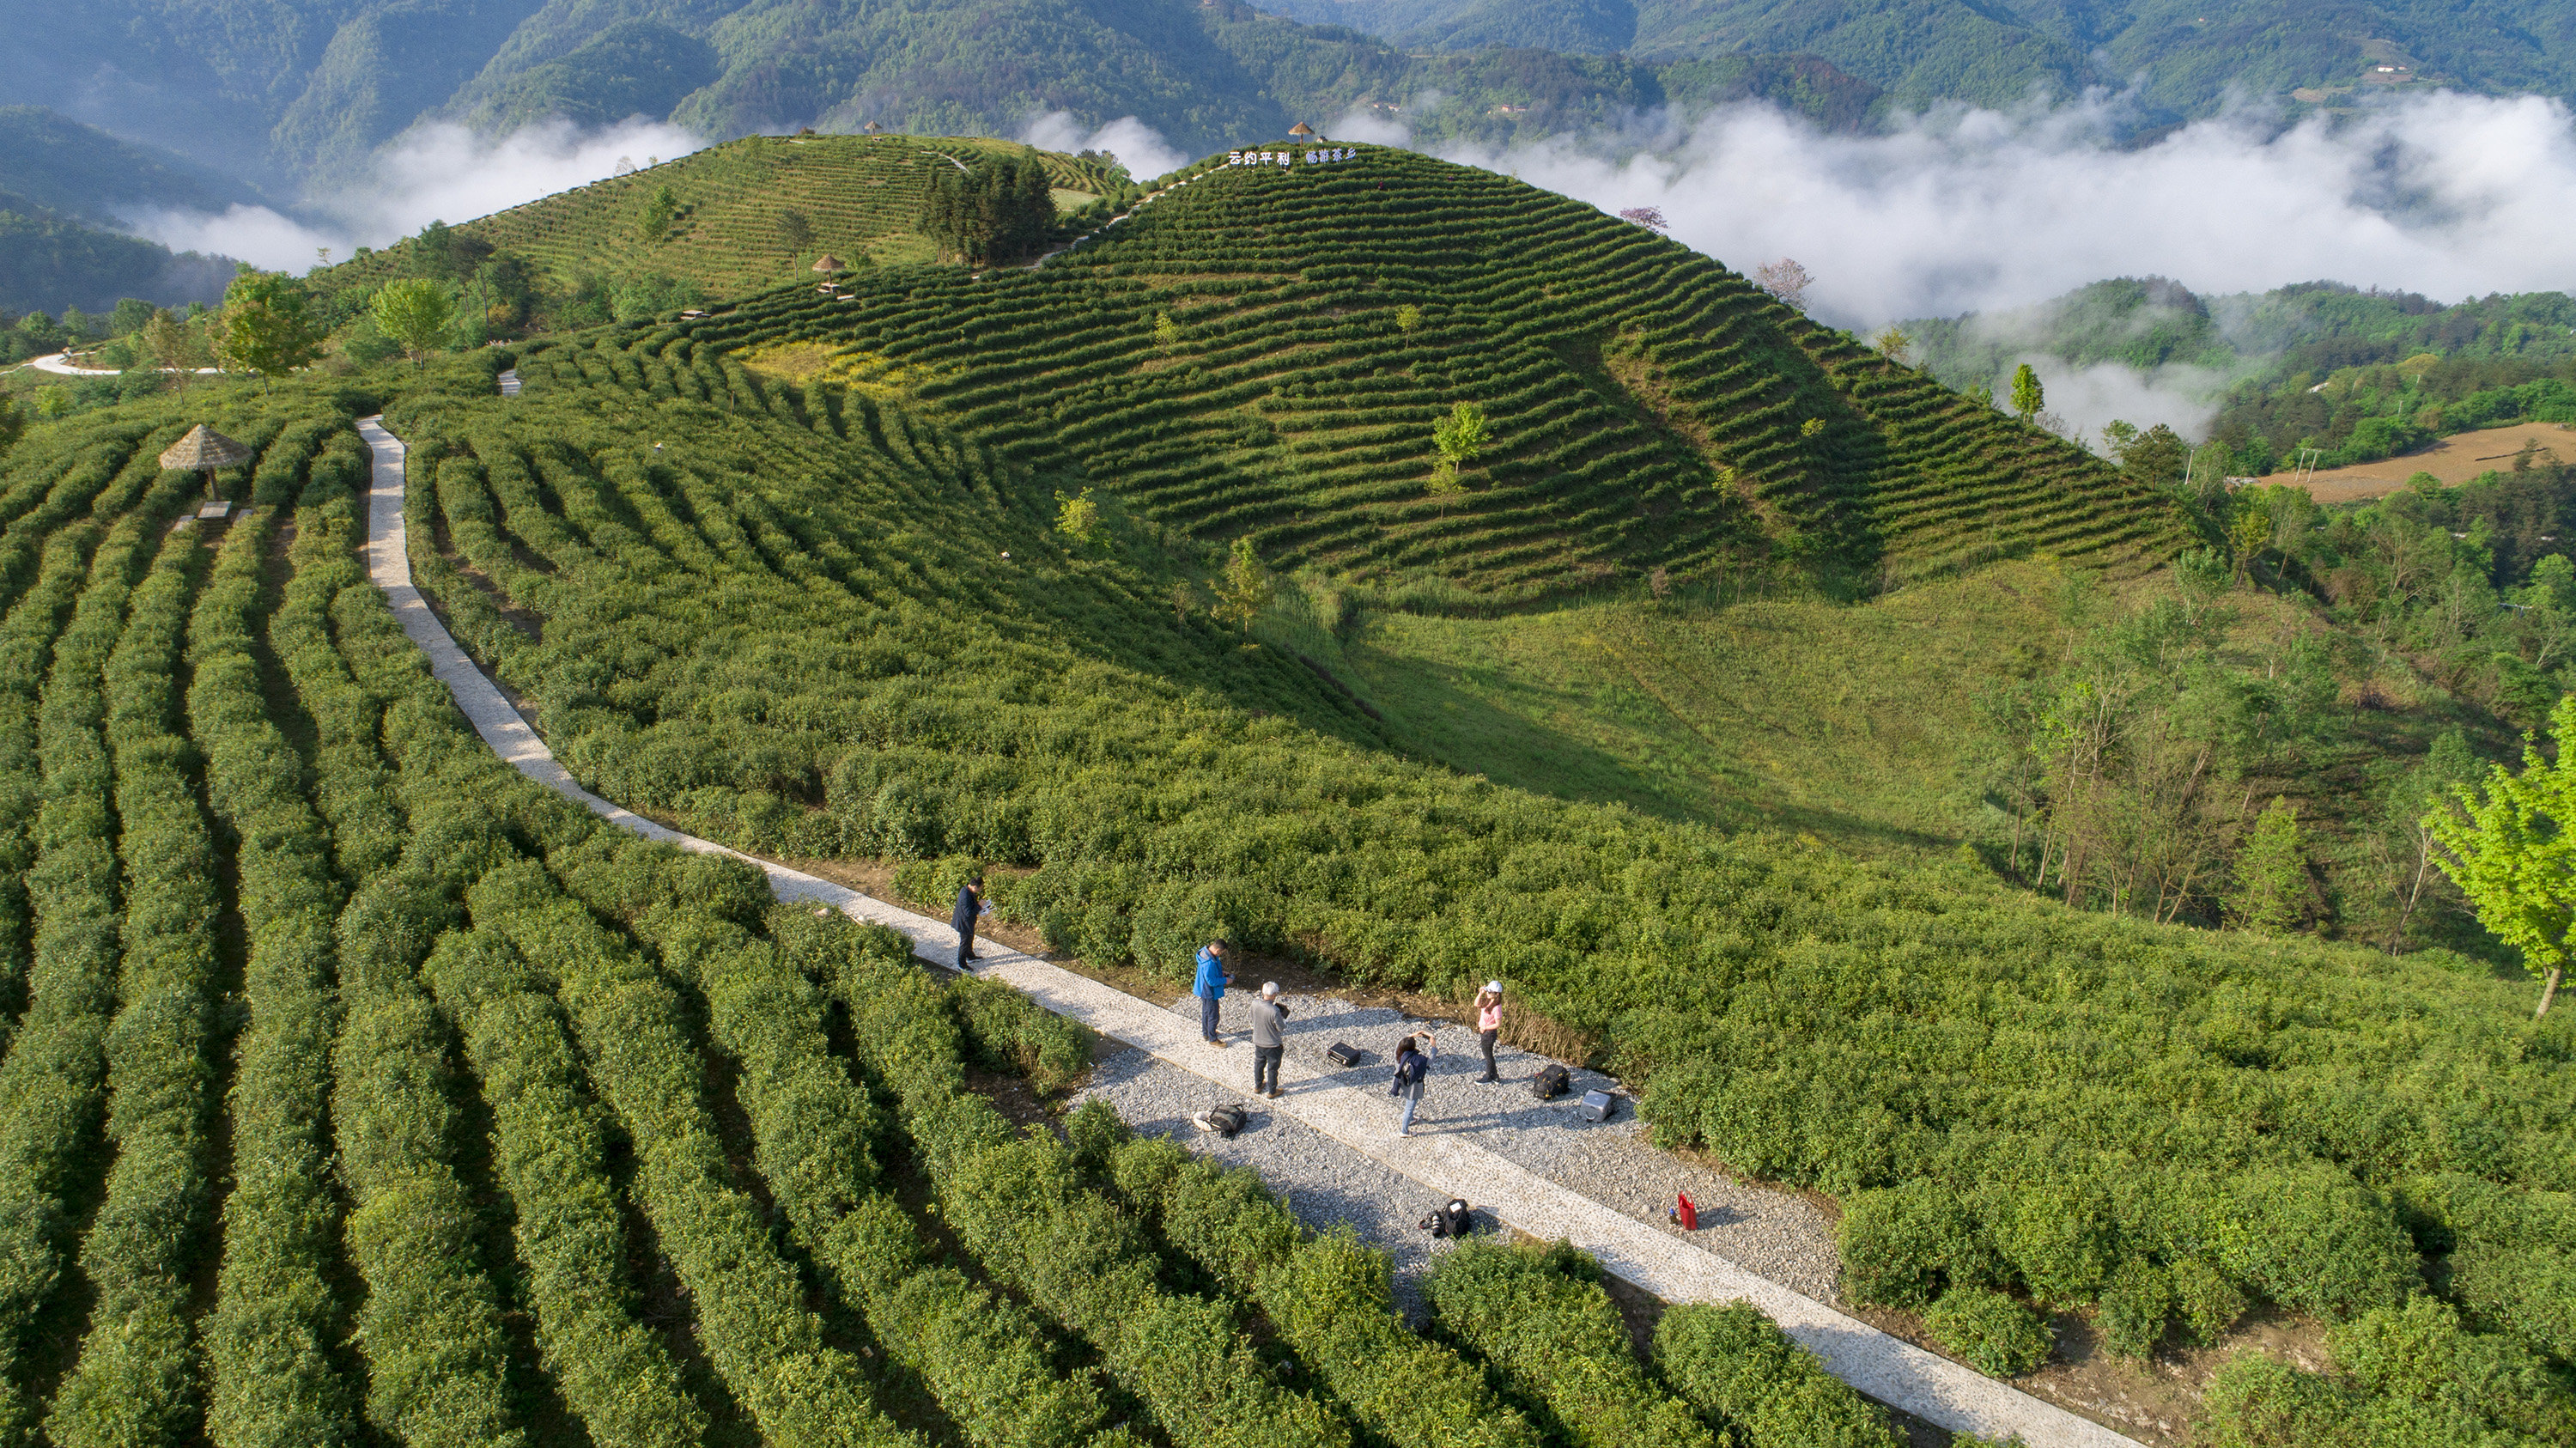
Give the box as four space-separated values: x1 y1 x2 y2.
1288 122 1317 140
160 424 251 508
811 254 845 274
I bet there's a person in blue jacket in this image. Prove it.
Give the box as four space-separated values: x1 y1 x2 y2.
1194 939 1233 1046
951 875 985 969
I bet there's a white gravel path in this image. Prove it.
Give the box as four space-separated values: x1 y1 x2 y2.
358 406 2144 1448
1078 989 1845 1314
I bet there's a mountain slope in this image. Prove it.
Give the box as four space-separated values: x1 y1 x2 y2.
0 195 238 315
677 144 2184 590
312 132 1118 298
1261 0 2576 119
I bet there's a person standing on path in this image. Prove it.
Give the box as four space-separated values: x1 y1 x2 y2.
951 875 985 969
1194 940 1233 1046
1390 1030 1437 1135
1474 981 1505 1082
1248 982 1290 1097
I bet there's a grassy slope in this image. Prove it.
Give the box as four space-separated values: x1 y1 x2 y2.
313 133 1114 297
1325 565 2058 845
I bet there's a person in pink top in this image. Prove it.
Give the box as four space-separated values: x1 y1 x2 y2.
1473 981 1504 1082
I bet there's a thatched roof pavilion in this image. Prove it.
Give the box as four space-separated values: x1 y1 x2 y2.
161 423 252 509
160 424 251 473
811 254 845 272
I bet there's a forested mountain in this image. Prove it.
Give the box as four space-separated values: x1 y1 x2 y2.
0 0 1862 189
1906 277 2576 476
0 111 252 316
1260 0 2576 119
13 0 2569 193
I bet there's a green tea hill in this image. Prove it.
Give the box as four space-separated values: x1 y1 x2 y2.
313 133 1121 301
677 143 2186 594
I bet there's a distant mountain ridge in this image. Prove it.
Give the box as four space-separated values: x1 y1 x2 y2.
1258 0 2576 119
8 0 2567 196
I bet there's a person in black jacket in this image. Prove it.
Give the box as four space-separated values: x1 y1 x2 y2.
951 875 985 969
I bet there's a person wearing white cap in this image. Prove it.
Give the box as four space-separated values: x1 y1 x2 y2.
1473 981 1505 1083
1249 982 1290 1098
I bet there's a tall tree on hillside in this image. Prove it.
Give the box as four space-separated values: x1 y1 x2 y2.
2428 694 2576 1015
920 157 1054 266
2374 730 2480 953
373 278 457 371
2010 363 2044 424
2227 797 2311 934
1213 538 1273 635
1432 400 1492 488
0 396 22 463
214 270 324 391
140 309 201 388
1753 259 1811 311
640 184 680 242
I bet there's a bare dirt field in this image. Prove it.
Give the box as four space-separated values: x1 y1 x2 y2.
2286 421 2575 502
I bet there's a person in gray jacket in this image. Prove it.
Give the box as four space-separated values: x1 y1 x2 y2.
1248 982 1291 1097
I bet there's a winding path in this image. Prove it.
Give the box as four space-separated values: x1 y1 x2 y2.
355 403 2142 1448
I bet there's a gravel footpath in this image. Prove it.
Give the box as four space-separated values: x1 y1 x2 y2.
1072 988 1844 1318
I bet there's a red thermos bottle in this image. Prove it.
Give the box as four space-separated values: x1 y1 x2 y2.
1675 1193 1698 1230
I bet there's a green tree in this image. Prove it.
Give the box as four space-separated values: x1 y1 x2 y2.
919 157 1054 266
1871 325 1913 366
2105 420 2191 488
2428 696 2576 1015
214 269 324 391
1394 303 1424 335
139 308 199 385
33 385 72 419
1432 399 1492 479
2227 797 2310 934
641 184 679 242
1152 313 1180 350
1055 486 1099 545
0 396 22 461
2378 730 2481 953
2009 363 2044 423
2229 500 2274 582
1212 537 1272 634
372 277 458 372
777 208 812 257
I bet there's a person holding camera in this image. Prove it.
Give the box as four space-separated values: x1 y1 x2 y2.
1390 1030 1437 1135
1473 980 1504 1083
1248 982 1290 1097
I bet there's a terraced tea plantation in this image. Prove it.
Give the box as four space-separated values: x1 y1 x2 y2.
320 133 1118 295
0 373 1908 1448
686 143 2188 593
2 143 2572 1448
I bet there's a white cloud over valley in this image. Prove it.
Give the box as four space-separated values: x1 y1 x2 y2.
1020 112 1188 184
125 116 712 271
1429 89 2576 332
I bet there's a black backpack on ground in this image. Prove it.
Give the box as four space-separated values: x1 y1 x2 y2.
1419 1199 1474 1238
1531 1063 1571 1100
1194 1104 1249 1138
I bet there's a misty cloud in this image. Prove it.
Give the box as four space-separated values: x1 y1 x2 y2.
1020 112 1187 184
125 116 710 272
1430 90 2576 332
